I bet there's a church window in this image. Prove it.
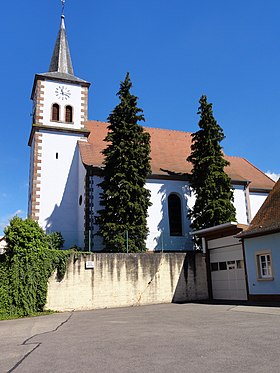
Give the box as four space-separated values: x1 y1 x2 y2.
56 153 58 159
51 104 60 122
168 193 183 236
65 105 73 123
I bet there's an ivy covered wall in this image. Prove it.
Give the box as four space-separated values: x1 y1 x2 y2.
0 217 70 318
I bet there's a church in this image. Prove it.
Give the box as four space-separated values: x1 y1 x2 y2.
28 14 275 251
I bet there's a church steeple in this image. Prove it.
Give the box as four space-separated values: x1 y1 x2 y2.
49 15 74 76
28 2 90 250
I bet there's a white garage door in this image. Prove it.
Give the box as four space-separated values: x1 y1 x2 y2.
209 240 247 301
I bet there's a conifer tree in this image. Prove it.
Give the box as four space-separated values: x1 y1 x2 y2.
187 95 236 232
97 73 151 252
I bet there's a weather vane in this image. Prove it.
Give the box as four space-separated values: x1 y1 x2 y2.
61 0 65 16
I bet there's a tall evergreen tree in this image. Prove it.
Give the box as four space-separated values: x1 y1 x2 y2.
97 73 151 252
187 95 236 232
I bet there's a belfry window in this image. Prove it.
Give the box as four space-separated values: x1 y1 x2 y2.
65 105 73 123
168 193 183 236
51 104 60 122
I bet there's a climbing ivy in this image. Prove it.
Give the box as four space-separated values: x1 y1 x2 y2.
0 217 70 318
0 256 11 315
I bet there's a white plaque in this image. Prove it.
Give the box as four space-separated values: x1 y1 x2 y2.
85 261 94 269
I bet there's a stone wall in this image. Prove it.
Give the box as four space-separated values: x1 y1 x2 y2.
46 252 208 311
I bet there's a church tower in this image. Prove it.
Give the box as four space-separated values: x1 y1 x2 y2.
28 14 90 248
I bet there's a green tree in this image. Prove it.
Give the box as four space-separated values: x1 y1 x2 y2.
187 95 236 233
98 73 151 252
1 217 69 317
47 231 65 250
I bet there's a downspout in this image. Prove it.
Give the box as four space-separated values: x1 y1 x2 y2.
204 239 213 300
240 237 250 302
201 237 206 254
244 181 252 224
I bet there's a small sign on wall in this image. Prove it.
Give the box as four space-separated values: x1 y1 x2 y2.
85 261 94 269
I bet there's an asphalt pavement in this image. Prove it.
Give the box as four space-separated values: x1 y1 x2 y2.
1 303 280 373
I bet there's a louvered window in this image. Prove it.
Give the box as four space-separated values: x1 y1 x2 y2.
65 105 73 123
52 104 60 121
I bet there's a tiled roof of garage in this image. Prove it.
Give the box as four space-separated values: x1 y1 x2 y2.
238 179 280 237
79 120 275 191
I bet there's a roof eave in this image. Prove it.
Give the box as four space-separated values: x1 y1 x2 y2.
190 222 248 240
190 222 238 237
238 226 280 239
249 187 273 193
28 124 90 146
31 73 90 100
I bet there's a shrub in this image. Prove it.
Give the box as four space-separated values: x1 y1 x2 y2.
0 217 70 317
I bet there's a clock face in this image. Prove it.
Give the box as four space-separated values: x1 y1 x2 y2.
55 85 71 100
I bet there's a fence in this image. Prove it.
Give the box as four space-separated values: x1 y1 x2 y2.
46 229 195 252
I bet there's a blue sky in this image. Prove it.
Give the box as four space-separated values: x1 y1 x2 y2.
1 0 280 234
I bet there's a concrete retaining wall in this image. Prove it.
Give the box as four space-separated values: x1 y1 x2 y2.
46 252 208 311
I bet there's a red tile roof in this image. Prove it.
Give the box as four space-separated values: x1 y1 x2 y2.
79 120 275 191
238 179 280 237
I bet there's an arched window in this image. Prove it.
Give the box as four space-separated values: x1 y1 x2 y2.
51 104 60 122
65 105 73 123
168 194 183 236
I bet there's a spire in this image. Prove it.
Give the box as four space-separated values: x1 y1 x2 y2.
48 15 74 76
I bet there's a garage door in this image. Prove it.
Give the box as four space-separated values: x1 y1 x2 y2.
209 243 247 301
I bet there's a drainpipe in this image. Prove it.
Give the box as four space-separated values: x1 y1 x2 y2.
201 237 206 254
244 181 252 224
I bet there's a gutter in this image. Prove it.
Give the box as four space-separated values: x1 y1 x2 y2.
189 222 238 237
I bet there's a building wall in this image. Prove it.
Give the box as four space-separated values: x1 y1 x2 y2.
40 80 84 129
230 186 268 225
146 179 194 251
233 185 248 224
28 138 36 217
90 177 264 252
90 178 194 251
249 192 268 219
46 252 208 311
29 76 89 247
244 232 280 295
77 151 86 248
39 131 84 248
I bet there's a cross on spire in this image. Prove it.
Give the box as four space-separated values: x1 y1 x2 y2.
61 0 65 16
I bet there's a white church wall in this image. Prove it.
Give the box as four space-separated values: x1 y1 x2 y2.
91 177 194 251
39 130 83 248
231 186 268 224
27 138 35 217
233 185 248 224
91 177 194 252
41 80 83 129
250 192 268 219
90 177 268 252
146 179 193 251
77 152 86 249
